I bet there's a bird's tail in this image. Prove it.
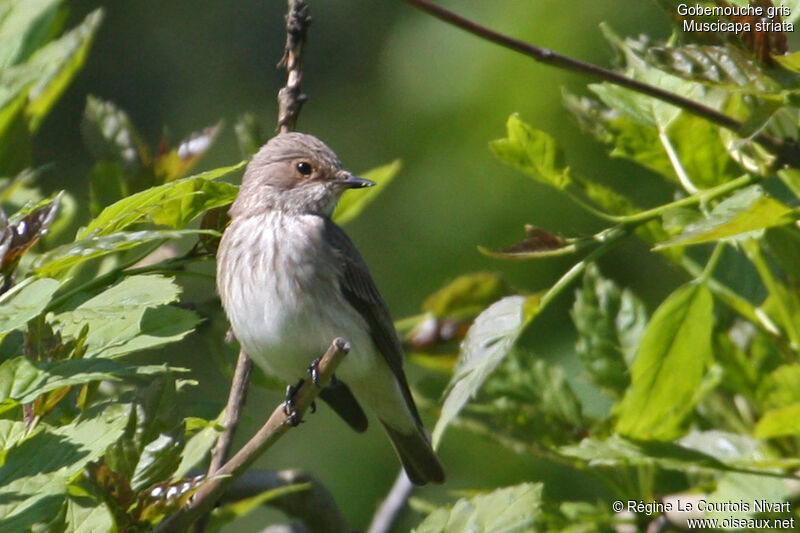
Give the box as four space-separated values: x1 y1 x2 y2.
380 420 445 485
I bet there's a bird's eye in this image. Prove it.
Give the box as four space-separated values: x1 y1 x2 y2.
296 162 313 176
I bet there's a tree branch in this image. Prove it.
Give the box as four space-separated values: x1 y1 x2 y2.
153 338 351 533
277 0 311 134
398 0 800 167
366 470 414 533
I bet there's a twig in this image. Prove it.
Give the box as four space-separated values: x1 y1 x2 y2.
152 338 351 533
366 470 414 533
398 0 800 167
277 0 311 134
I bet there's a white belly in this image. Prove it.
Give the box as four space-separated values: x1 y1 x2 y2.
217 213 379 385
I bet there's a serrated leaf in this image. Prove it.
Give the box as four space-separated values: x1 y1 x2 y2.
479 224 577 260
0 356 174 411
78 162 243 238
490 114 572 190
432 295 538 448
413 483 543 533
0 194 60 286
0 277 59 335
616 282 713 440
34 229 215 277
332 159 401 225
55 275 200 358
657 186 796 248
0 403 128 530
571 264 647 396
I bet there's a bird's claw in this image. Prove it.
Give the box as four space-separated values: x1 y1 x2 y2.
307 358 323 387
283 382 304 426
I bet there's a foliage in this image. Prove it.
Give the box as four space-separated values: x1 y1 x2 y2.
413 4 800 531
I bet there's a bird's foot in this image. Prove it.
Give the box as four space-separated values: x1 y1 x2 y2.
283 380 305 426
307 358 323 387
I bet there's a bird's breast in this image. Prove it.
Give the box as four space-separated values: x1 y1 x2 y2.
217 212 373 382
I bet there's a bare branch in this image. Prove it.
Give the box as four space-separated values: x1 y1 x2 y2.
398 0 800 167
153 338 351 533
277 0 311 134
366 470 414 533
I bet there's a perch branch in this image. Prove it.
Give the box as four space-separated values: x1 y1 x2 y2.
209 345 254 476
277 0 311 134
153 338 351 533
398 0 800 167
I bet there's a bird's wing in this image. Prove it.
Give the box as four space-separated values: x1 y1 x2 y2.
323 218 423 427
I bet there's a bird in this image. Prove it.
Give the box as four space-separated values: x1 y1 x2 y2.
216 132 445 485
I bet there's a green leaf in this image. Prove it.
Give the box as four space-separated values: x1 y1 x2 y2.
332 159 401 225
0 277 59 335
765 226 800 280
34 229 215 277
55 275 201 358
616 282 714 440
0 357 178 412
207 483 311 531
490 114 572 190
0 0 62 69
432 295 538 448
130 430 184 492
571 264 647 396
413 483 543 533
0 403 128 530
77 162 243 238
173 416 222 478
561 434 730 473
23 9 103 131
758 364 800 410
81 95 146 173
62 494 113 533
646 45 781 94
657 186 796 249
754 404 800 438
423 272 510 320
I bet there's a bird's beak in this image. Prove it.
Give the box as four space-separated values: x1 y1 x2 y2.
334 171 375 189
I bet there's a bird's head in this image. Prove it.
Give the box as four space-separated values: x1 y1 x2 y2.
230 132 374 218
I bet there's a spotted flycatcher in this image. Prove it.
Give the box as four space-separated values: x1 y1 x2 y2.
216 132 445 485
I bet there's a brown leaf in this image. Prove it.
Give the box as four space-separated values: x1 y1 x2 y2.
0 196 60 293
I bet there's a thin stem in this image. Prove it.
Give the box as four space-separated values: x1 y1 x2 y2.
659 130 699 195
398 0 800 167
699 242 725 284
277 0 310 134
366 471 414 533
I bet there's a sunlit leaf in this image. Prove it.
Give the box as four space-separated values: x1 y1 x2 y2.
81 95 146 173
656 186 796 248
432 295 539 447
78 163 242 238
333 159 402 225
34 228 215 277
0 0 63 69
754 403 800 438
0 277 59 335
757 363 800 409
616 282 713 440
490 114 572 190
413 483 543 533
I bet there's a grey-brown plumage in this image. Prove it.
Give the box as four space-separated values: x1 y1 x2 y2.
216 132 444 485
